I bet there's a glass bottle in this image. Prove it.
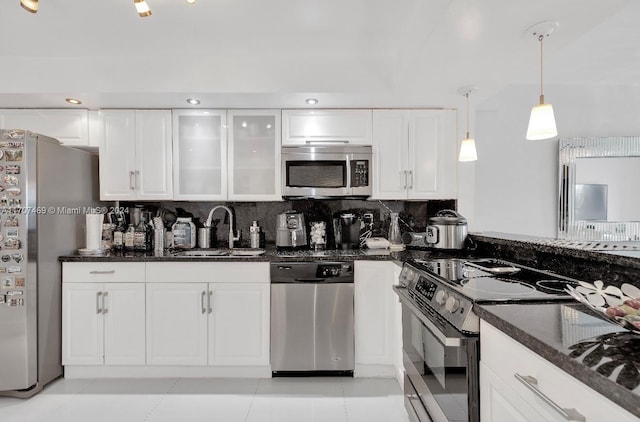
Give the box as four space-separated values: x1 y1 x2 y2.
388 212 402 246
124 224 135 251
134 217 147 251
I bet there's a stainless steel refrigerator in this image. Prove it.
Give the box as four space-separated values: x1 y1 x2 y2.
0 130 98 397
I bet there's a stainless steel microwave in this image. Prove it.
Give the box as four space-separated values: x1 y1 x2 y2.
281 145 372 198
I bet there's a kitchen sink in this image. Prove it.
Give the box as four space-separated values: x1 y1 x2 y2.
170 249 266 258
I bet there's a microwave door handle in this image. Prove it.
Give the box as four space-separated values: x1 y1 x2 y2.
346 154 352 194
305 140 350 144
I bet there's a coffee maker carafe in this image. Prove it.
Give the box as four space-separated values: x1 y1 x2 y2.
333 212 362 250
276 211 307 249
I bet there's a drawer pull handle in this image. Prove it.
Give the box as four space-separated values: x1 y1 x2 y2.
208 290 213 314
514 373 585 422
89 270 116 275
201 291 207 314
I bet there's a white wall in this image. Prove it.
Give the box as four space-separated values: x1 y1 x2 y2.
464 84 640 238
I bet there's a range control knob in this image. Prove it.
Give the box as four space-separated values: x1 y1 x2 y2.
445 296 461 313
435 290 449 306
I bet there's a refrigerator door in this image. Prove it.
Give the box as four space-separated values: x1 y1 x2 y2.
0 129 36 391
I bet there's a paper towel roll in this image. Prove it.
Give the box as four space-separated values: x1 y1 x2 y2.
86 213 104 250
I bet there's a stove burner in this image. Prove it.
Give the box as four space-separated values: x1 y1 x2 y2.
536 279 580 293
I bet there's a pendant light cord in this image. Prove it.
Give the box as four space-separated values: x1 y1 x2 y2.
539 34 545 104
465 92 470 139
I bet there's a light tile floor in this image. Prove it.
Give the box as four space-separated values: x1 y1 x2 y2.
0 377 410 422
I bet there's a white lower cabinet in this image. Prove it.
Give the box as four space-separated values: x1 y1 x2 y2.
62 282 146 365
62 262 270 378
354 261 402 380
145 281 270 367
146 283 208 365
480 320 637 422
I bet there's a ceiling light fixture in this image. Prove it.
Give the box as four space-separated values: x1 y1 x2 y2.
20 0 38 13
65 98 82 105
185 0 197 4
186 98 200 105
525 21 559 141
457 87 478 162
134 0 152 17
305 98 318 105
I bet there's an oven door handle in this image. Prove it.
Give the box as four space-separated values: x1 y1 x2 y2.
294 278 327 283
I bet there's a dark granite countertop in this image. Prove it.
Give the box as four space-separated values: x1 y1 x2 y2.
58 246 431 263
475 302 640 418
471 232 640 269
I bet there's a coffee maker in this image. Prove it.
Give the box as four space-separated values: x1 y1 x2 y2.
332 211 363 250
276 211 307 249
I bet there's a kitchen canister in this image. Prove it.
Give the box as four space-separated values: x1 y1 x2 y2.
172 217 196 249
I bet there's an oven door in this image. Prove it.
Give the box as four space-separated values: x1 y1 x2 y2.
397 289 479 422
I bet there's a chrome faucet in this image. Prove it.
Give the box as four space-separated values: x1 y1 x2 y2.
205 205 240 249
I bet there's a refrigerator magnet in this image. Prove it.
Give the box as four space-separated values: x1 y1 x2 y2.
7 266 20 274
4 150 23 162
6 165 20 175
3 175 18 186
4 216 18 227
5 228 18 238
15 277 24 287
5 187 20 196
3 130 25 140
11 253 23 263
3 239 20 250
0 255 9 263
2 277 14 288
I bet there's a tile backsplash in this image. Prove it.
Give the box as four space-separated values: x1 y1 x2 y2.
120 199 455 247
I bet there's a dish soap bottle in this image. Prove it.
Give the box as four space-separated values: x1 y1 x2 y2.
250 221 261 249
388 212 405 251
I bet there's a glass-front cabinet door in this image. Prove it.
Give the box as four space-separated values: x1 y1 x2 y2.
172 110 227 200
227 110 281 201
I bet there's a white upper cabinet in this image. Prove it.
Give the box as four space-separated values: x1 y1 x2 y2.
172 110 227 200
0 109 93 147
372 109 457 200
227 110 281 201
99 110 173 201
282 109 372 146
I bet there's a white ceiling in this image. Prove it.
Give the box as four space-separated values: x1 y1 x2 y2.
0 0 636 110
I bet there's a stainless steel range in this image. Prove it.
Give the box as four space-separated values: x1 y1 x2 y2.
394 258 581 422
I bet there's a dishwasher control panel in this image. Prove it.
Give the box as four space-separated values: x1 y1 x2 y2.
270 261 354 283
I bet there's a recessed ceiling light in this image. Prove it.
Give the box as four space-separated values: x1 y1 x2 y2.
186 98 200 105
20 0 38 13
266 124 272 129
305 98 318 105
65 98 82 105
185 0 197 4
241 121 248 128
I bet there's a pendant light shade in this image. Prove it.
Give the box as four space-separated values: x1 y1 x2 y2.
20 0 38 13
526 98 557 140
525 21 558 140
458 87 478 162
134 0 152 17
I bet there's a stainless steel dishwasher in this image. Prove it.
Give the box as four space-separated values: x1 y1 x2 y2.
270 261 354 375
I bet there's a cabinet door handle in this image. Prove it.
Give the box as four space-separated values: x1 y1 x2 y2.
514 374 585 422
129 171 135 191
89 270 115 275
201 291 207 314
135 170 140 190
402 170 407 189
208 290 213 314
408 170 414 190
102 291 109 314
96 291 103 314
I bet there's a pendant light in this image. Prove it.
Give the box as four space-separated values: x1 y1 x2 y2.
134 0 152 17
525 21 559 141
20 0 38 13
458 87 478 162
